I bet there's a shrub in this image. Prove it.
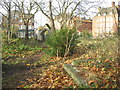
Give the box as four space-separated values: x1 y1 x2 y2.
12 33 17 38
79 30 92 38
16 44 31 51
44 28 79 57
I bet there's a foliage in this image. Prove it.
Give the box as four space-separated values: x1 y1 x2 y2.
2 38 43 62
44 28 79 57
2 31 8 40
11 33 17 38
2 31 120 88
74 36 119 88
16 44 31 51
79 30 92 38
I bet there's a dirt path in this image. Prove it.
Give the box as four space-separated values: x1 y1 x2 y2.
2 50 48 88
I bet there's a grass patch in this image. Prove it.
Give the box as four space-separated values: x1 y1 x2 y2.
2 38 43 65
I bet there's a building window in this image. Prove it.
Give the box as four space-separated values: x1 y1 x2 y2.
119 17 120 21
106 28 109 33
96 29 99 33
12 14 19 19
100 18 102 22
15 15 19 19
102 24 105 27
100 23 103 27
19 25 22 29
109 23 113 27
28 25 32 29
97 23 100 27
106 23 109 27
106 28 112 33
19 19 22 22
96 19 99 22
19 25 25 29
103 18 105 22
99 29 103 33
109 17 113 21
96 24 98 27
106 17 109 21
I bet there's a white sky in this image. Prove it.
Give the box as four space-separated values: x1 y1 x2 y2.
0 0 120 28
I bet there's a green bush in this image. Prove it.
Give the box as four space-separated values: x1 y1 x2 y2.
79 30 92 38
16 44 31 51
12 33 17 38
44 28 79 57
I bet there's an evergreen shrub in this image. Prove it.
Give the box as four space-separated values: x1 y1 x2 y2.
80 30 92 38
44 28 79 57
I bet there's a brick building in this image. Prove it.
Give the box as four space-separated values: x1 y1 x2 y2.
2 10 34 38
92 2 120 37
75 18 92 32
1 10 34 31
53 14 92 32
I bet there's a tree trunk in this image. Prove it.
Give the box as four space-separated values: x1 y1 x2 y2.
7 2 11 40
49 1 55 32
25 24 29 40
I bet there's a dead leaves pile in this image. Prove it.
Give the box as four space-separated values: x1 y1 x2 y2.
29 59 78 88
16 54 119 88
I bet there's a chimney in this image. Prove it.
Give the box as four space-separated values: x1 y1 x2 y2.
112 2 115 7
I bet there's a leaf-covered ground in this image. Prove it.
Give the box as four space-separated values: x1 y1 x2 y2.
2 38 78 88
2 37 120 88
2 51 78 88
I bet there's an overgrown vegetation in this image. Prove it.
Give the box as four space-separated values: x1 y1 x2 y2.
2 32 43 65
2 30 120 88
44 28 79 57
73 36 119 88
79 30 92 38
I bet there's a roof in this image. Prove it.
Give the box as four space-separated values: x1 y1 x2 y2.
81 20 92 23
96 6 119 16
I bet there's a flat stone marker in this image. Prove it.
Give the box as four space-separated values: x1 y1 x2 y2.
64 64 89 87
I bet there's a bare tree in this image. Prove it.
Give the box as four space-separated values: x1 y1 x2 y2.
14 0 38 40
35 0 55 32
0 0 15 40
49 1 55 32
35 0 102 30
54 0 81 29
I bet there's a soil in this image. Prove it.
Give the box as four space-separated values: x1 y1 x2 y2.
2 50 48 88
